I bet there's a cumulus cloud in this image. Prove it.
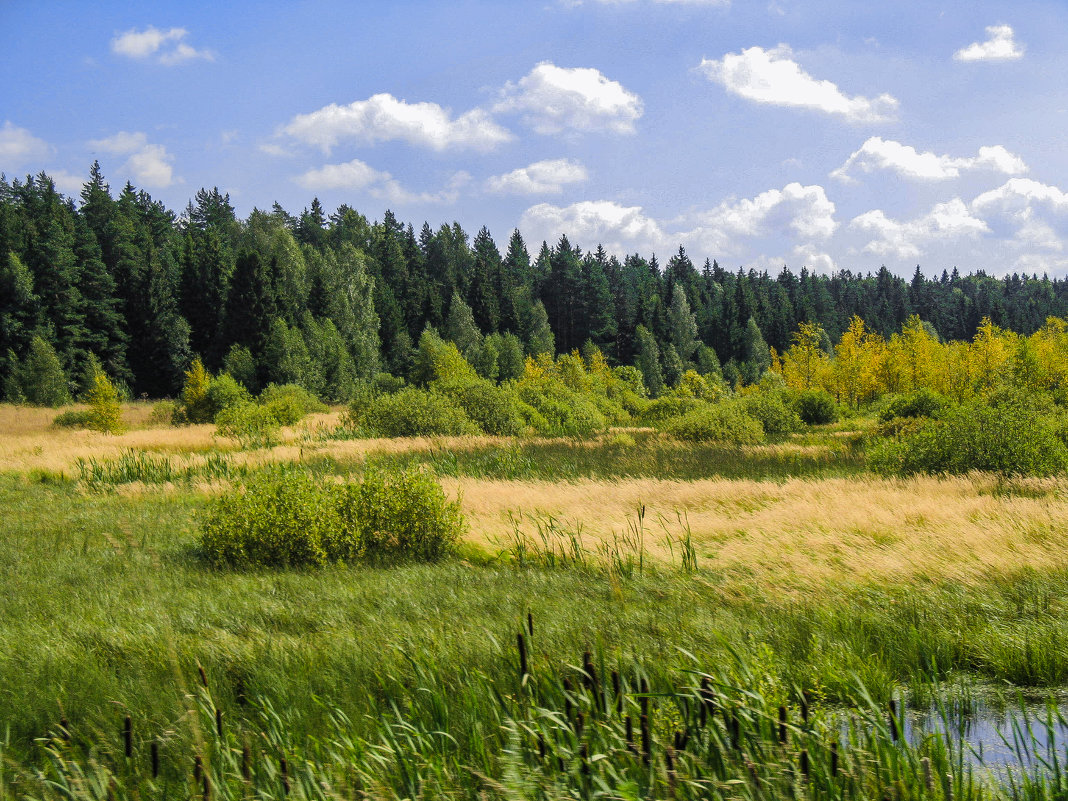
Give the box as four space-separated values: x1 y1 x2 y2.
296 158 461 205
681 182 838 254
520 200 667 254
954 24 1023 62
110 26 214 65
88 131 175 188
832 137 1028 182
282 93 512 153
0 121 52 166
850 198 989 259
972 179 1068 252
495 62 643 135
486 159 588 195
697 45 898 123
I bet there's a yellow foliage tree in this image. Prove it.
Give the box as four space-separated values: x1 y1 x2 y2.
781 321 831 391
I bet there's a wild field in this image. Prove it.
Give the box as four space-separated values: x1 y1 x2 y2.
5 402 1068 799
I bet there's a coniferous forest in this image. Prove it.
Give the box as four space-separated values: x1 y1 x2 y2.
4 166 1068 402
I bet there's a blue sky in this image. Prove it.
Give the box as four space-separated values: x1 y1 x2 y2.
4 0 1068 277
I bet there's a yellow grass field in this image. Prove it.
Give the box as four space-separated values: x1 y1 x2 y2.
5 402 1068 593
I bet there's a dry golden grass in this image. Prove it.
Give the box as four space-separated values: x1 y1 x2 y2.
453 474 1068 591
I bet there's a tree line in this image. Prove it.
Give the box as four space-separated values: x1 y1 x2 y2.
4 165 1068 402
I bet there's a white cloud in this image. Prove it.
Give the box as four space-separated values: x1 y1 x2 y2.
110 26 214 65
486 159 588 195
282 93 512 153
681 182 838 254
972 179 1068 252
832 137 1028 182
972 178 1068 214
495 62 643 135
0 121 52 166
47 170 89 197
851 198 989 259
578 0 729 4
954 24 1023 62
698 45 898 123
520 200 667 254
258 142 294 157
296 158 460 205
88 131 175 188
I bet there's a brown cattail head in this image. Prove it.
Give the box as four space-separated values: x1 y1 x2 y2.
151 740 160 778
888 699 900 742
778 705 788 744
801 690 811 723
800 748 810 779
242 742 252 781
537 733 546 760
575 710 584 736
202 773 210 801
831 741 840 777
625 715 634 751
123 715 133 759
921 756 933 792
197 664 209 689
517 632 528 679
527 611 534 638
280 756 290 795
60 717 70 744
194 755 203 782
640 713 651 766
215 708 223 738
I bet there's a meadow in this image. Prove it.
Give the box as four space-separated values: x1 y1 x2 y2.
5 401 1068 799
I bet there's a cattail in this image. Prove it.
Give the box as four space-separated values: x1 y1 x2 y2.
123 715 133 759
280 756 290 795
202 773 211 801
517 632 528 680
527 611 534 638
640 714 651 766
198 664 209 689
580 743 590 777
241 742 252 781
151 740 160 778
666 747 676 791
215 708 223 738
537 733 546 760
639 677 649 719
831 741 839 777
60 717 70 744
674 730 682 751
801 690 811 724
888 699 899 742
778 705 788 744
730 713 740 750
235 677 247 707
699 677 716 723
921 757 933 792
800 748 809 779
625 715 635 753
575 711 584 736
611 670 622 715
194 755 203 783
563 678 573 720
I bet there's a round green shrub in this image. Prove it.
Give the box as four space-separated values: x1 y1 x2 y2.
639 395 705 424
792 389 839 425
664 403 764 445
215 402 282 449
737 391 802 436
199 472 354 568
337 465 465 562
877 388 947 422
259 383 328 425
206 373 251 420
362 387 479 437
52 409 93 429
437 378 525 436
869 401 1068 477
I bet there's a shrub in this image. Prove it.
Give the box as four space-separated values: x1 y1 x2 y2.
180 358 214 423
149 400 178 426
206 373 251 419
52 409 93 429
84 370 124 434
877 388 947 422
737 391 802 436
437 378 525 436
792 389 839 425
664 403 764 445
199 472 354 568
361 387 479 437
198 465 464 567
259 383 327 425
639 394 705 424
869 401 1068 477
337 465 465 562
216 402 283 449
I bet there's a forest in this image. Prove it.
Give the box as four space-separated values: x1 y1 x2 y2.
3 165 1068 403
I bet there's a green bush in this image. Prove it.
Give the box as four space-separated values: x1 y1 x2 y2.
516 379 607 438
639 394 705 424
9 337 70 407
664 403 764 445
259 383 327 426
792 389 839 425
869 401 1068 477
361 387 479 437
437 378 525 436
206 373 251 419
215 402 283 449
52 409 93 429
180 357 214 423
337 464 465 562
738 391 802 436
199 472 357 568
877 388 947 422
198 465 464 567
149 400 178 426
84 370 124 434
